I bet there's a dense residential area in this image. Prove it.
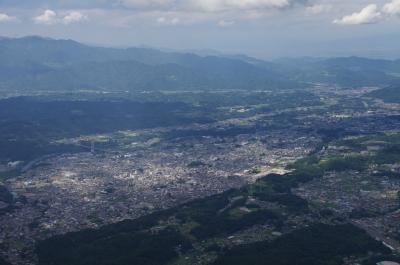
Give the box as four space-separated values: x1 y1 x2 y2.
0 67 400 264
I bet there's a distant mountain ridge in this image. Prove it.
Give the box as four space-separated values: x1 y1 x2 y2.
368 85 400 103
0 36 399 92
0 36 298 91
272 56 400 87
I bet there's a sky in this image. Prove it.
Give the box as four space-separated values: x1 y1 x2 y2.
0 0 399 59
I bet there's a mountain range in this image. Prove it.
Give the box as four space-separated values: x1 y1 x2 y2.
0 36 399 92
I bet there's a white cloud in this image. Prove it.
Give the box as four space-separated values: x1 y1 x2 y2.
0 13 16 22
119 0 302 12
218 19 235 27
382 0 400 15
34 9 57 25
333 4 381 25
157 16 180 25
99 0 308 28
120 0 175 8
306 4 331 14
34 10 88 25
63 11 88 24
187 0 292 12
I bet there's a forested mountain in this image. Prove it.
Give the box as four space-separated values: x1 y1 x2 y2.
0 36 399 92
368 85 400 103
0 36 296 91
274 57 400 87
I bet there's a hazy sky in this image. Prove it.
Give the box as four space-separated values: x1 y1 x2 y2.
0 0 399 59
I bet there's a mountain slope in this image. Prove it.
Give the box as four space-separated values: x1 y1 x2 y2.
0 36 399 91
276 57 400 87
368 85 400 103
0 36 298 92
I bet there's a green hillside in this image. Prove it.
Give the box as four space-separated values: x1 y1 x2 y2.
369 86 400 103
